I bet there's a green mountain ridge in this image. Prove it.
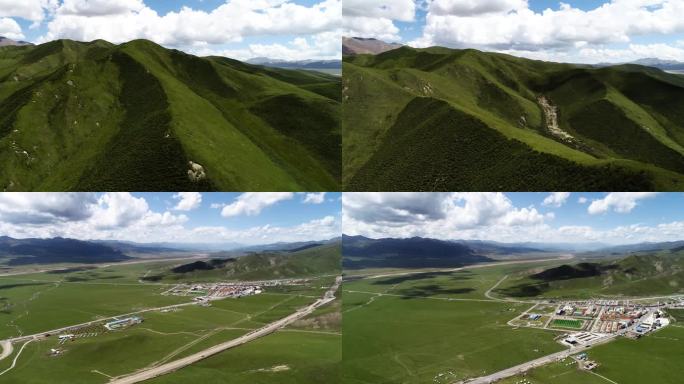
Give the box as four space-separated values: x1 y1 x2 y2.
343 46 684 191
497 252 684 298
144 242 342 282
0 39 340 191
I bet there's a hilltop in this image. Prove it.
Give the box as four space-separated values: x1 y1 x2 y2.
143 242 341 282
0 39 340 191
343 46 684 191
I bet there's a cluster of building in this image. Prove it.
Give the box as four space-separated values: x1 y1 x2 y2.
104 316 143 331
164 278 309 303
555 302 601 317
165 282 263 300
632 310 670 335
591 305 643 333
562 332 605 347
574 352 599 371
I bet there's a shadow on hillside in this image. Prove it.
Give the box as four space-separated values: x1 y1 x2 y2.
0 282 48 291
397 284 475 299
495 282 549 298
47 267 96 274
373 270 474 286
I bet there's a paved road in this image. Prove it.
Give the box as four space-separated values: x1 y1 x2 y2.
109 276 342 384
454 334 617 384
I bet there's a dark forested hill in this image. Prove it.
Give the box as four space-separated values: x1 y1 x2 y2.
0 236 131 265
342 235 493 269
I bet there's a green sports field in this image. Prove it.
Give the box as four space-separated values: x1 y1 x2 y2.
550 319 584 329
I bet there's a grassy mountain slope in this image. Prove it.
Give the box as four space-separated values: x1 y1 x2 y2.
0 39 340 191
145 242 341 282
496 251 684 298
343 46 684 190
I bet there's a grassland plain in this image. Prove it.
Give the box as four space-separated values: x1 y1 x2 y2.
0 39 340 191
145 286 342 384
0 270 334 383
343 46 684 191
498 321 684 384
341 261 574 384
0 242 343 383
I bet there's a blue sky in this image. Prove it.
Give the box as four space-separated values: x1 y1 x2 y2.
343 0 684 63
140 192 341 231
0 192 341 245
343 192 684 244
0 0 341 61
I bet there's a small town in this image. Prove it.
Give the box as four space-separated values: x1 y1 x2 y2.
506 297 680 373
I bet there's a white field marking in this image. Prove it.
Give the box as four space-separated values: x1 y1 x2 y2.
92 370 114 379
588 370 619 384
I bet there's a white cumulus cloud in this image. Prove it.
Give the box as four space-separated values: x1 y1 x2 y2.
221 192 294 217
542 192 570 208
343 0 415 41
172 192 202 211
408 0 684 63
343 192 551 239
0 0 55 22
587 192 658 215
0 17 24 39
303 192 326 204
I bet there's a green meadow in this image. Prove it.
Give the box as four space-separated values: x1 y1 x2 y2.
0 39 340 191
343 46 684 191
341 263 570 384
0 257 338 383
499 324 684 384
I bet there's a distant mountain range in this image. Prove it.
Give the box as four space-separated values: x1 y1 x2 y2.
342 37 402 55
0 36 32 47
0 236 131 265
341 235 684 270
0 236 344 266
588 240 684 255
597 58 684 71
342 235 493 269
245 57 341 70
